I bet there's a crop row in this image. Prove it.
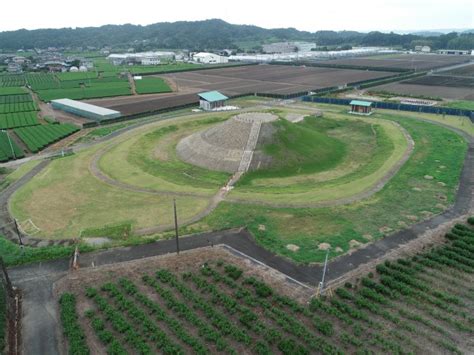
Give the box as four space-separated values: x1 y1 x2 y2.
0 102 37 114
0 94 32 104
58 219 474 355
59 293 90 355
0 131 24 162
0 74 26 87
14 123 79 152
85 287 152 354
0 112 39 130
112 279 206 354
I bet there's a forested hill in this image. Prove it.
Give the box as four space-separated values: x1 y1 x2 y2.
0 19 472 51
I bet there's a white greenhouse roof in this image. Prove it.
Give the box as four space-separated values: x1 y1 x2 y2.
51 99 120 117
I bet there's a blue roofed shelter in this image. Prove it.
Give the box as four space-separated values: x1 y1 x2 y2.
349 100 373 115
198 91 229 111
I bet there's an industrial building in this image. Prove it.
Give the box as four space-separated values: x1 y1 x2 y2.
107 52 175 66
198 91 229 111
415 45 431 53
51 99 122 121
437 49 472 56
349 100 373 115
192 52 229 64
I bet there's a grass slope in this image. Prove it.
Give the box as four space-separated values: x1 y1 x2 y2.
190 115 468 263
10 146 210 239
239 116 346 184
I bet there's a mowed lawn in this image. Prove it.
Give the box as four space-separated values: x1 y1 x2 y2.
9 145 210 239
189 113 468 263
231 113 409 204
99 113 231 195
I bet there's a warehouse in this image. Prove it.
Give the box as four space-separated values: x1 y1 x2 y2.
193 52 229 64
198 91 229 111
51 98 121 121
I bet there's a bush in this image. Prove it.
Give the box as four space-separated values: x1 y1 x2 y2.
224 265 243 280
468 217 474 226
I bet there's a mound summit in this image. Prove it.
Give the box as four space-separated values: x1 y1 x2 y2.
177 112 278 173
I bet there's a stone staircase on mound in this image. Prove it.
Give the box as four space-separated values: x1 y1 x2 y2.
238 121 262 172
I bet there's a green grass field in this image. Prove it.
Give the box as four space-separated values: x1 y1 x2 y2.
9 144 211 239
134 77 172 94
8 104 470 265
189 114 467 263
442 100 474 111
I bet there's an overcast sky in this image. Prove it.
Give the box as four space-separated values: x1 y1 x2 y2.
1 0 472 32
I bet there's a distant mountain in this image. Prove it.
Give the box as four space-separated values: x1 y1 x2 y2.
410 31 445 37
0 19 472 51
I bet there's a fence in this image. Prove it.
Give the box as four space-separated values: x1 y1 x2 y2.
302 96 474 122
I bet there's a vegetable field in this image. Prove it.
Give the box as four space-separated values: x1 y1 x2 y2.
14 123 79 152
59 220 474 354
134 77 171 94
0 131 24 161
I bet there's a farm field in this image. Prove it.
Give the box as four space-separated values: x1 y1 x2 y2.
326 54 471 70
404 75 474 88
0 89 39 134
91 65 396 116
0 112 39 129
370 82 474 100
8 103 471 263
57 222 474 355
134 77 172 94
0 87 27 96
14 123 80 153
439 64 474 76
0 131 24 161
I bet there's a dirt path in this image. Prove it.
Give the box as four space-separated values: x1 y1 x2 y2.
127 72 137 95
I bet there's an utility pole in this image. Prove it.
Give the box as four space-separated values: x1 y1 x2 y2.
13 219 23 246
173 198 180 255
0 256 13 298
319 248 330 296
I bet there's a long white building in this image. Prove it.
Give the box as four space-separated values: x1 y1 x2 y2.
107 52 175 66
230 47 398 63
192 52 229 64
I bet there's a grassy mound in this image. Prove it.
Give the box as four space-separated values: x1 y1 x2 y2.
239 116 347 184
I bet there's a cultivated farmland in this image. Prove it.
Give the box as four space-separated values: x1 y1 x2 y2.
134 77 172 94
0 112 39 129
326 54 471 70
89 65 395 115
57 220 474 354
0 131 24 161
14 123 80 152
